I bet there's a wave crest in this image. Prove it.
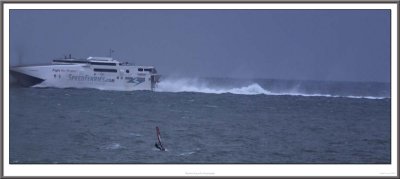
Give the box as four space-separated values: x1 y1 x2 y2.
156 78 270 95
156 78 388 99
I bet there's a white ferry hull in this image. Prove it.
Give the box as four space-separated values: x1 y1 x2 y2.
11 60 160 91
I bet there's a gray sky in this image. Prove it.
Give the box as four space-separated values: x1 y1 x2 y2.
10 9 391 82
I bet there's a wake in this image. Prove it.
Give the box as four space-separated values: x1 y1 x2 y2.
156 78 269 95
155 78 388 100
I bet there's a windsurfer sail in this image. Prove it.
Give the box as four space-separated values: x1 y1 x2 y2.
155 126 165 151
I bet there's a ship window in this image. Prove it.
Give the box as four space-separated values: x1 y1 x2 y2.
138 68 143 72
126 70 130 73
93 68 117 73
53 60 88 64
144 68 152 72
90 62 117 66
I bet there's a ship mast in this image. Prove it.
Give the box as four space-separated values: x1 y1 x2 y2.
109 49 114 58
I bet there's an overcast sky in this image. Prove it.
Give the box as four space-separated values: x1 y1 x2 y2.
10 9 391 82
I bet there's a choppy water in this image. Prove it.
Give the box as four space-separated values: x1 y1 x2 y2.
9 78 391 163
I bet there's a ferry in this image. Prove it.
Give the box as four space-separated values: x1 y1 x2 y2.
10 55 161 91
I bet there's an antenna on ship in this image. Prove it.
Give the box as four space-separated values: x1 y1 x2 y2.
109 49 114 58
63 54 72 59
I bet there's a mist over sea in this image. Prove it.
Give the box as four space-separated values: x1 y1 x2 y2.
9 78 391 163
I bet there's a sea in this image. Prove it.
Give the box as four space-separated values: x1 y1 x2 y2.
9 77 391 164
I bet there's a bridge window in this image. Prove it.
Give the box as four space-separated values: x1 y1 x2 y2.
93 68 117 73
53 60 88 64
90 62 117 66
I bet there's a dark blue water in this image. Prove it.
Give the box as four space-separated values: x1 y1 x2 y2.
9 78 391 164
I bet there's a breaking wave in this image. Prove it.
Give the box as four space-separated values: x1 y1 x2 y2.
156 78 269 95
156 78 389 99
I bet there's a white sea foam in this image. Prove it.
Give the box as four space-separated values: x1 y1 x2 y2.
156 78 270 95
156 78 389 100
104 143 122 150
178 151 195 156
128 133 143 137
